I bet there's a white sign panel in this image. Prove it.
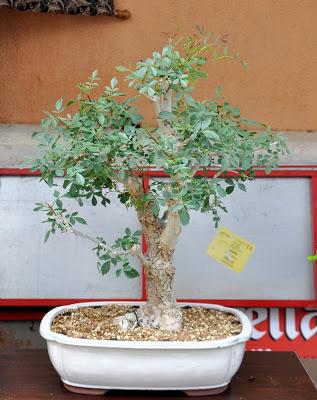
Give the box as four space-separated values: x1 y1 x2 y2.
0 177 141 299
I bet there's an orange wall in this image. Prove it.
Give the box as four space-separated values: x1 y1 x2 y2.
0 0 317 130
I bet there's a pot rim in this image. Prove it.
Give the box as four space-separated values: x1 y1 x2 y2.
40 301 252 349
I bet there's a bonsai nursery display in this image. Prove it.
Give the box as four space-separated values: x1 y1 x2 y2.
32 31 287 395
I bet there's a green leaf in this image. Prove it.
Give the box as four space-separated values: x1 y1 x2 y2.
152 200 159 216
75 217 87 225
201 154 210 166
44 230 51 243
119 192 129 204
201 119 211 130
125 227 131 236
92 196 97 206
216 185 227 197
147 87 155 97
53 190 60 198
133 230 142 236
216 85 222 99
184 94 195 106
307 255 317 262
134 66 148 79
111 77 118 89
123 268 140 279
118 170 125 181
98 114 105 125
55 98 63 112
116 66 130 72
238 183 246 192
162 46 170 56
56 198 62 208
159 111 175 122
101 261 111 275
265 165 272 174
195 71 207 78
225 178 234 185
231 107 240 117
46 175 54 187
226 186 235 194
203 130 219 140
144 193 155 201
241 61 249 70
162 191 171 200
130 113 143 124
76 173 85 186
179 207 190 225
91 70 99 79
170 203 183 212
220 157 229 170
55 169 64 177
116 269 122 277
66 100 76 107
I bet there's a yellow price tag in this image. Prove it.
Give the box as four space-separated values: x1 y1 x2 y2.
206 226 255 273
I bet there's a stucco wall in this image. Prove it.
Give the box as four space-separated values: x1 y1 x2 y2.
1 0 317 130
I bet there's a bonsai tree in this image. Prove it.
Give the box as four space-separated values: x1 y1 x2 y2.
31 31 287 332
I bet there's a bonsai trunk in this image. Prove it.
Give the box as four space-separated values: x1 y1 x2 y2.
134 188 184 331
115 174 183 331
114 219 182 331
140 220 182 331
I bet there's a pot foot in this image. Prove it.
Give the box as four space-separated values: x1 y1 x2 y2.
64 383 108 395
184 384 229 396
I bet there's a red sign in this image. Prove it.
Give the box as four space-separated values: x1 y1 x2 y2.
241 308 317 357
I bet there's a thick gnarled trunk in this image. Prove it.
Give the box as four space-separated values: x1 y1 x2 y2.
115 175 183 331
114 232 182 331
140 226 182 331
135 196 183 331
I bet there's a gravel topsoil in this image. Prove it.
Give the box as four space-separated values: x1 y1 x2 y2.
51 305 242 342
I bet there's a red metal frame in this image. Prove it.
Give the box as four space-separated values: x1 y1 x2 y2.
1 167 317 320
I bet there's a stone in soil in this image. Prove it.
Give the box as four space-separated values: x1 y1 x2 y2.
51 305 242 342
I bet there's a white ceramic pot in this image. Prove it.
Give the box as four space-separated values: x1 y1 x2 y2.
40 302 252 396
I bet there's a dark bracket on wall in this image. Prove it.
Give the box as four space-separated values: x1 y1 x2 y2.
0 1 131 19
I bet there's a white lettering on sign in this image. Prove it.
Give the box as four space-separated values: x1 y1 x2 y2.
301 312 317 340
242 308 267 340
239 308 317 341
285 308 300 340
269 308 283 340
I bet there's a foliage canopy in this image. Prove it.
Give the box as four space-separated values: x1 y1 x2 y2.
31 31 287 279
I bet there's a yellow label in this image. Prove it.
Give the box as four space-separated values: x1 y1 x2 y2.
206 226 255 273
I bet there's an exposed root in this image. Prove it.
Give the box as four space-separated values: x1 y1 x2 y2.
113 303 182 332
113 312 138 331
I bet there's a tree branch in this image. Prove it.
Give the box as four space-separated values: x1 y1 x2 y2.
160 209 182 251
47 203 148 267
160 195 182 252
154 96 165 130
